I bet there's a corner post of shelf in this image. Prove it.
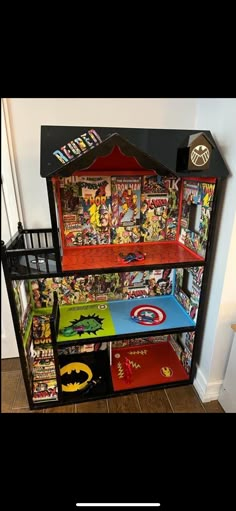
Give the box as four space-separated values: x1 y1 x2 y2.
1 239 9 277
1 238 6 253
46 177 62 273
1 240 34 409
50 290 63 400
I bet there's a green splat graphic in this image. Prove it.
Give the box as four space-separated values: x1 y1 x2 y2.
58 302 115 342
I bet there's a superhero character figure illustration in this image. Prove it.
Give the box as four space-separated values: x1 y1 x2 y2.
60 314 104 337
98 203 110 227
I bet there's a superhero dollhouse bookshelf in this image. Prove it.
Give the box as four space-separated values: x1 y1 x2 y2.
1 126 229 409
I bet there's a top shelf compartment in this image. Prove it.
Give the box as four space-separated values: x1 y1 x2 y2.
2 229 204 280
52 172 216 274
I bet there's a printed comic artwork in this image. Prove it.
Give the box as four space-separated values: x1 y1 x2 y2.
13 280 32 336
141 176 168 241
31 313 58 402
30 270 174 309
33 380 58 401
140 176 181 241
60 176 111 246
111 176 141 243
174 267 203 322
179 181 215 257
32 315 52 344
59 174 182 246
60 314 104 337
163 177 181 240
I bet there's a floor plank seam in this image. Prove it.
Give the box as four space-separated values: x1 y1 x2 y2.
136 394 142 413
7 371 21 412
164 389 174 413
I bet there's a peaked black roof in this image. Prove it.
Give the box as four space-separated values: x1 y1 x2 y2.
180 131 215 149
40 126 230 179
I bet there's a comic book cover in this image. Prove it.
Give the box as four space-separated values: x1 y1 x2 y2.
32 379 58 401
111 225 141 244
121 271 149 299
169 336 183 360
13 280 32 332
31 279 55 308
32 315 52 345
142 175 168 195
183 180 201 205
178 332 195 354
65 275 97 303
162 177 181 240
64 226 83 246
33 358 56 380
124 286 149 299
199 206 211 257
33 346 54 358
148 268 173 296
60 177 84 246
181 349 192 374
199 182 215 208
13 280 23 321
189 283 201 321
111 176 141 228
175 288 191 315
120 271 149 291
20 303 33 337
185 332 195 353
78 176 111 245
175 268 184 292
179 228 201 254
31 276 97 307
190 266 204 287
33 357 55 368
94 273 123 302
60 176 112 246
25 328 34 381
140 194 168 241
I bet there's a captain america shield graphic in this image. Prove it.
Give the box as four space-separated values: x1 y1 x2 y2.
130 305 166 326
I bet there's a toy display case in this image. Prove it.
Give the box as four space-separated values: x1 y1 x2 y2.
1 126 229 409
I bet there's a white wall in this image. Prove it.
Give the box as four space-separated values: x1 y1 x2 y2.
194 98 236 401
1 100 20 358
6 98 197 228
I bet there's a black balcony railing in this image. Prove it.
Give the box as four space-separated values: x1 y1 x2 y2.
2 223 61 278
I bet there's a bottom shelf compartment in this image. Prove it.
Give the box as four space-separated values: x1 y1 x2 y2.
110 340 190 392
58 349 113 403
56 332 192 404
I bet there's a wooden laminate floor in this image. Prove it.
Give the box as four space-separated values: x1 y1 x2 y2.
1 358 224 413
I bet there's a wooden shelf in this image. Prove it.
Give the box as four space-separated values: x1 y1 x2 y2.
62 241 204 273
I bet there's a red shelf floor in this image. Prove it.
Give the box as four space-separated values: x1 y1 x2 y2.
111 341 190 391
62 241 204 272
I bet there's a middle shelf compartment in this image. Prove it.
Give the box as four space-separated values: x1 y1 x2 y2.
55 296 196 345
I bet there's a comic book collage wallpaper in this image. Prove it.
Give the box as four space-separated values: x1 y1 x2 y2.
58 175 180 247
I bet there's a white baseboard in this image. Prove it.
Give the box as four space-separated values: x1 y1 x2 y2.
194 366 223 402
